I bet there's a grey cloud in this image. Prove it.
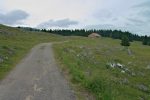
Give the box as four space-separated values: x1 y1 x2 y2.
37 18 78 28
85 1 150 35
85 24 150 36
123 16 150 35
127 18 145 25
130 1 150 22
134 1 150 17
133 1 150 8
120 25 150 36
85 24 116 30
0 10 29 25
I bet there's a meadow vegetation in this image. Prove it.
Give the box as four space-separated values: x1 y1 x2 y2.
53 37 150 100
0 24 63 79
1 24 150 100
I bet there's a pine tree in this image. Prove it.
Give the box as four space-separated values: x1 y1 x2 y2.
142 35 148 45
121 35 130 47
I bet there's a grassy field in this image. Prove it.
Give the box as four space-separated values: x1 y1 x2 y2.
0 24 64 79
53 37 150 100
1 24 150 100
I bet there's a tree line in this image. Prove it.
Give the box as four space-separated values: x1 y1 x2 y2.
18 27 150 46
41 29 150 45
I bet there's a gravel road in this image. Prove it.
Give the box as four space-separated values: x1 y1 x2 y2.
0 43 76 100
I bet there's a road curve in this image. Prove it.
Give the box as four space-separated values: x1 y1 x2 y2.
0 43 76 100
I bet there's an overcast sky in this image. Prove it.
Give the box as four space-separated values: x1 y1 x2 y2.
0 0 150 35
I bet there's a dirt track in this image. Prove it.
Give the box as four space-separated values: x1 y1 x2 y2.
0 43 76 100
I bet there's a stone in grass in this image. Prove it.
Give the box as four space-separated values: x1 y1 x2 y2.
137 84 149 93
107 62 116 68
106 62 136 75
110 63 114 68
116 63 124 69
121 70 125 73
107 62 125 69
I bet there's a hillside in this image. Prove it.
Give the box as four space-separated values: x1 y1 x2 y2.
53 37 150 100
0 24 63 79
0 24 150 100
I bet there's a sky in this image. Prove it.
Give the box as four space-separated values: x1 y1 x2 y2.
0 0 150 35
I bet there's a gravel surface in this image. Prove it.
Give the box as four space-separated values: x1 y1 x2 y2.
0 43 76 100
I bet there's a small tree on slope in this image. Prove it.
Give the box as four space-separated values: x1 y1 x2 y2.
121 35 130 48
142 35 148 45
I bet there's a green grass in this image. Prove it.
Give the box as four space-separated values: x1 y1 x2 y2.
53 37 150 100
0 24 64 79
1 24 150 100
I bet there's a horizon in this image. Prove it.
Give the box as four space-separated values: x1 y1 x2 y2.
0 0 150 35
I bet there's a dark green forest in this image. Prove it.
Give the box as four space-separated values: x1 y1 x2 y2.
18 27 150 46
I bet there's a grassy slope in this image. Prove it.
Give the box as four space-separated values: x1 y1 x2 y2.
1 24 150 100
0 24 63 79
53 37 150 100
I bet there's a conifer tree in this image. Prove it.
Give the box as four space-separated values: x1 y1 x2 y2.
142 35 148 45
121 35 130 47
